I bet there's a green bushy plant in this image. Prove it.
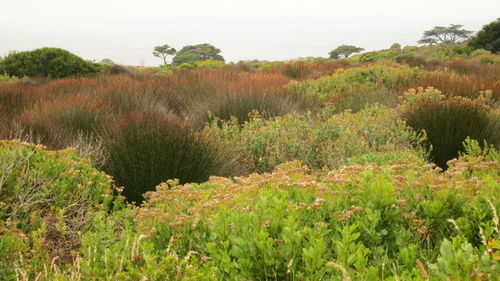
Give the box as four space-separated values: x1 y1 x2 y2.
133 155 499 280
197 59 226 69
207 105 424 172
287 64 421 110
0 74 19 83
0 140 119 280
4 146 499 279
0 48 102 78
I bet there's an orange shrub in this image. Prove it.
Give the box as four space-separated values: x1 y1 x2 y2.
414 72 500 101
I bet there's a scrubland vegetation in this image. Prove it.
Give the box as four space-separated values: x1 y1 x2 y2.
1 29 500 280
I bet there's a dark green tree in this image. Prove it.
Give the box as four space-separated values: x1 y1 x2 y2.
329 45 365 59
172 43 224 65
0 48 101 78
418 24 473 45
468 18 500 54
152 44 177 66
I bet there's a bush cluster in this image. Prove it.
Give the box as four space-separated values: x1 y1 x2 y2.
0 48 102 78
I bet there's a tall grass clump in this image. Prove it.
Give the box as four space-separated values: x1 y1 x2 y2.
281 61 310 80
400 87 498 168
414 71 500 101
16 94 106 149
0 83 41 121
102 111 245 203
194 73 301 124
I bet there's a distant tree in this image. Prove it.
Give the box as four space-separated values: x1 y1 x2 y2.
99 58 115 65
172 43 224 65
153 44 177 66
389 43 402 52
0 48 101 78
418 24 473 45
468 18 500 54
329 45 365 59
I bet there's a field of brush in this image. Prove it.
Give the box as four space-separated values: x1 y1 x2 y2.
0 48 499 280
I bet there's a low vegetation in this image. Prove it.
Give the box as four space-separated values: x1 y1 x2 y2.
0 40 499 279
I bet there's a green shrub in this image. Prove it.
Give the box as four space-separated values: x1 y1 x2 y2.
5 145 500 279
0 48 102 78
101 111 245 203
287 64 422 109
0 74 19 83
349 50 400 62
0 140 118 279
208 105 423 172
400 90 498 168
134 155 499 280
197 59 226 69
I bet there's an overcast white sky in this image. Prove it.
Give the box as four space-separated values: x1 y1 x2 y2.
1 0 498 66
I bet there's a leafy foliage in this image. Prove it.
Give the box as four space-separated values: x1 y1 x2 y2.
418 24 473 45
0 48 101 78
0 141 119 279
207 105 424 172
152 44 177 66
329 45 365 59
173 43 224 65
1 48 500 280
468 18 500 54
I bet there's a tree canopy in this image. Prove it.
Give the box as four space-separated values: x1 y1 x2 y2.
329 45 365 59
418 24 473 45
468 18 500 54
172 43 224 65
0 48 101 78
152 44 177 66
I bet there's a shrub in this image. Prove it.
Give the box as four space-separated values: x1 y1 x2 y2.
288 64 421 101
134 155 499 280
197 59 226 69
0 74 18 83
0 48 102 78
101 111 245 203
0 140 118 279
287 64 421 111
400 90 497 168
208 105 423 172
349 50 399 62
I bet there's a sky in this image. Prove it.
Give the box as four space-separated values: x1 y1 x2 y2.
1 0 499 66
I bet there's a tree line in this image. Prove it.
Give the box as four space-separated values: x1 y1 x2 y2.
153 19 499 66
0 18 497 78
